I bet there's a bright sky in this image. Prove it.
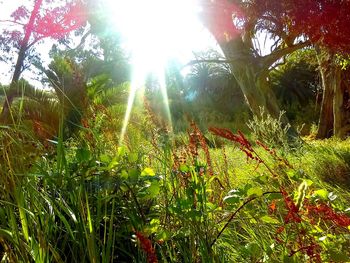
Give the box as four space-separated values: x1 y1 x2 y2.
0 0 219 87
0 0 275 142
0 0 274 88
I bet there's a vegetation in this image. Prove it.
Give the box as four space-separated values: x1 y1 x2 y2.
0 0 349 262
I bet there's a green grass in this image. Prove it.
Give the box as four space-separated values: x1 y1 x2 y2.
1 108 350 262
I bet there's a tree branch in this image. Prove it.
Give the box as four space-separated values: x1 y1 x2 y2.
210 191 282 248
183 59 232 68
0 20 26 26
68 29 91 52
261 41 311 69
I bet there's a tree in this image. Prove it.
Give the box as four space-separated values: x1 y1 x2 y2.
270 49 321 129
198 0 350 138
289 0 350 138
198 0 310 133
184 51 248 121
0 0 87 122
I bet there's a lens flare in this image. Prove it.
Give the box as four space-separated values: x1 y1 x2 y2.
105 0 212 144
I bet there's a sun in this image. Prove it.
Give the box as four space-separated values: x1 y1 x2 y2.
104 0 212 144
105 0 208 78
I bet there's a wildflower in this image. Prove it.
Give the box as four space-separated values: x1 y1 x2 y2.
268 200 277 214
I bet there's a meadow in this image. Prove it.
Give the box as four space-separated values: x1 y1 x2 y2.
1 101 349 262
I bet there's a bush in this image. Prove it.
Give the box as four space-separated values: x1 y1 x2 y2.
247 107 291 149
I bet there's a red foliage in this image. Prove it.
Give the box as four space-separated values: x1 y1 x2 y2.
199 0 350 53
135 232 158 263
209 127 263 165
290 0 350 53
305 200 350 228
280 188 301 224
33 1 87 39
289 242 322 263
188 121 213 176
198 0 241 42
10 0 87 43
209 128 252 150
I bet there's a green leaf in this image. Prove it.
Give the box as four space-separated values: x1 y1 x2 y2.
147 181 160 198
117 146 127 157
283 255 296 263
179 164 189 172
76 147 90 162
148 219 160 233
260 215 280 224
223 195 240 204
329 250 350 262
156 230 171 241
128 168 139 182
128 153 138 163
141 167 155 176
247 187 263 197
121 170 128 179
99 154 111 163
313 189 328 200
107 157 119 170
303 179 314 186
245 242 261 255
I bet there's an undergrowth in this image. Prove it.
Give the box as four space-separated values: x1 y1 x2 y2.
0 103 350 262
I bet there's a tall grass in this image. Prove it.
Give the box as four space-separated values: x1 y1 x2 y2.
0 102 350 262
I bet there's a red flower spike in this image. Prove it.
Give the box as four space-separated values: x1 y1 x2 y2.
135 232 158 263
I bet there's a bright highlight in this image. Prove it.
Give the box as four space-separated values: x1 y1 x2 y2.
105 0 211 144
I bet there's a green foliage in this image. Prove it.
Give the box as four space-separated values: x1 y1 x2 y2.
301 138 350 189
270 48 321 131
145 51 250 132
2 107 350 262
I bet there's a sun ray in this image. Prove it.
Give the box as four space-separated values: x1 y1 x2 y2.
157 69 173 133
118 77 141 145
104 0 214 144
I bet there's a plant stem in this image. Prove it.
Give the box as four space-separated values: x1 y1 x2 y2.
210 191 282 247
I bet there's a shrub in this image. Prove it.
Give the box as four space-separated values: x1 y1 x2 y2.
247 107 291 149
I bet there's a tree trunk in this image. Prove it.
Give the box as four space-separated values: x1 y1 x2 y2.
334 69 350 138
0 0 43 122
333 66 344 138
219 38 290 126
316 47 350 139
316 63 335 138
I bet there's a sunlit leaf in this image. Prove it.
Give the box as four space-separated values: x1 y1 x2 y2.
147 181 160 198
247 187 263 197
260 215 280 224
328 192 338 201
313 189 328 200
141 167 155 176
223 195 240 204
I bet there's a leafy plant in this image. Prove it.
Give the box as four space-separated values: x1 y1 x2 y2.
247 107 296 149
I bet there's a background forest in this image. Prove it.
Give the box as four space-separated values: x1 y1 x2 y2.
0 0 350 262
